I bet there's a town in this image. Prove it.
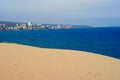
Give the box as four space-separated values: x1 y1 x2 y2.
0 22 72 31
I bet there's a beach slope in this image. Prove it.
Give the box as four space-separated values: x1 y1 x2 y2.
0 43 120 80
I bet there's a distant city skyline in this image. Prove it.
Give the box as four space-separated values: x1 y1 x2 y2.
0 0 120 27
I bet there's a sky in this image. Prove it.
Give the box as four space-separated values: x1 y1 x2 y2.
0 0 120 26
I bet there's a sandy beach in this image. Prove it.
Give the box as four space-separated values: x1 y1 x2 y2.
0 43 120 80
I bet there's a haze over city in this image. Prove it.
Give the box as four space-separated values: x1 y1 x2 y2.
0 0 120 27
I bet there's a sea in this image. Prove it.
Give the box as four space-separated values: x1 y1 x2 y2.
0 27 120 59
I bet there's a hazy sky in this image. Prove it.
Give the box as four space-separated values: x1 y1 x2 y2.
0 0 120 26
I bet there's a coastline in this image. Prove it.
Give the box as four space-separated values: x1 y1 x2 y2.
0 43 120 80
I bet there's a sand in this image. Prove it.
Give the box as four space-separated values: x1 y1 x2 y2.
0 43 120 80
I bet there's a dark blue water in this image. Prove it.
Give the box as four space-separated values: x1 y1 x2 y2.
0 27 120 59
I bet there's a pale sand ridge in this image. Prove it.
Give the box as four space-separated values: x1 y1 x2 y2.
0 43 120 80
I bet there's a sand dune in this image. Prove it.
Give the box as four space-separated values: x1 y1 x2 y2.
0 43 120 80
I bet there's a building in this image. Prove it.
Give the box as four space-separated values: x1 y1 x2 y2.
28 22 32 27
19 24 27 27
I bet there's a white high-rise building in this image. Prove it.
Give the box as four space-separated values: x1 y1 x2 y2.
28 22 31 27
16 24 19 27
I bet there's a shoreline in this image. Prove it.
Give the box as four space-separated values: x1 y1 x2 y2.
0 43 120 80
1 41 119 60
1 41 120 60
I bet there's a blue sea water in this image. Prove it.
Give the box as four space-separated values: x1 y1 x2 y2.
0 27 120 59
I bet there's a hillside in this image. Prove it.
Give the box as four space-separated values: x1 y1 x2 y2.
72 25 94 28
0 21 26 26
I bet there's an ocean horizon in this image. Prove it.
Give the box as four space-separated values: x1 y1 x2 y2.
0 27 120 59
